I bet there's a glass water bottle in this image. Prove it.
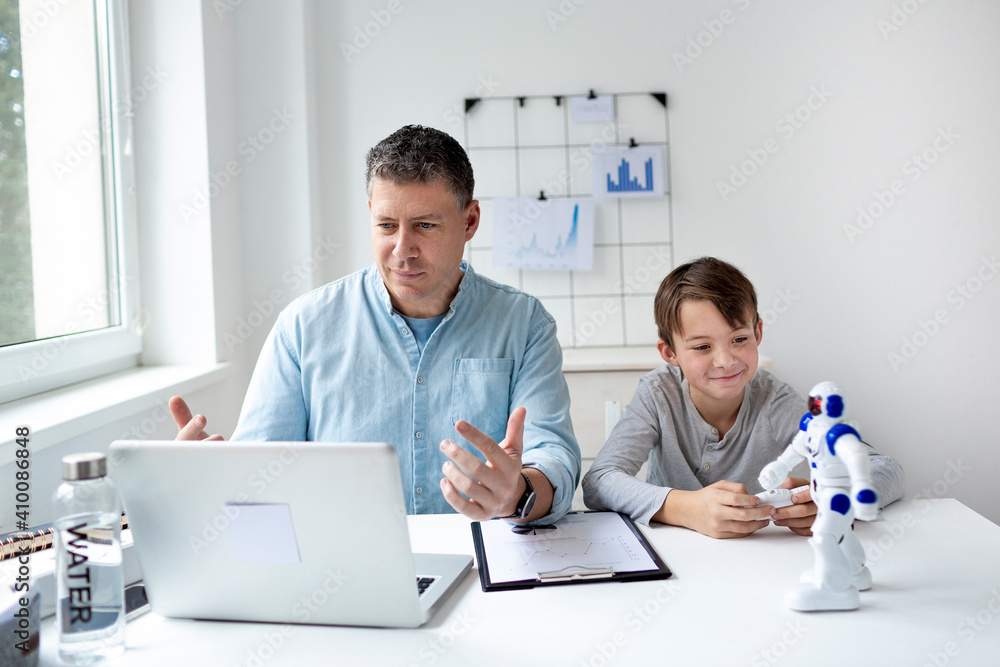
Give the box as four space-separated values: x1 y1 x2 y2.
52 453 126 665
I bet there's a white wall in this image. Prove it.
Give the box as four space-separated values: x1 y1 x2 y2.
20 1 992 528
300 0 1000 523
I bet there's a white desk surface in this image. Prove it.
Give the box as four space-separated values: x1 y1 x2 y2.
38 499 1000 666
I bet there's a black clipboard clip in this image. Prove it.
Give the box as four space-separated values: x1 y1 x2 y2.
537 565 616 583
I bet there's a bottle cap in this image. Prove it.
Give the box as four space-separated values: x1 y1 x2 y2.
62 453 108 480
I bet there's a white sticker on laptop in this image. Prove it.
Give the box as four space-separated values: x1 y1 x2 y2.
226 503 301 564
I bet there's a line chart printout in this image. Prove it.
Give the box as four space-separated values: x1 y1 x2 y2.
476 512 657 584
491 197 595 271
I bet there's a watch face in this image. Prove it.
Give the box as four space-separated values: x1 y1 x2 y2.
517 472 535 518
520 491 537 519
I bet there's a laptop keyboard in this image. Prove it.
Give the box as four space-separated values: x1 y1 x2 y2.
416 576 437 596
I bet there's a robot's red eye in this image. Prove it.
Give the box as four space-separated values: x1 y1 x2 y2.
808 396 822 416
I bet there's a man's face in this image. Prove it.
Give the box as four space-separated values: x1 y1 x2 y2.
657 299 762 415
369 178 479 318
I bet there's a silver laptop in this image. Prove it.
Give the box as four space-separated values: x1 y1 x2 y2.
109 440 472 628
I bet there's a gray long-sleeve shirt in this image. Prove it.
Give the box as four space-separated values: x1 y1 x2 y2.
582 366 905 525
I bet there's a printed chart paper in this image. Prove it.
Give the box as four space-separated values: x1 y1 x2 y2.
491 197 594 271
592 145 665 199
476 512 657 584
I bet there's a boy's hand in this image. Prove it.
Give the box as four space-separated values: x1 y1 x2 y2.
654 480 772 539
769 477 816 536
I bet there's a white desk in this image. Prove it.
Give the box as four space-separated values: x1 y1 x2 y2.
38 499 1000 666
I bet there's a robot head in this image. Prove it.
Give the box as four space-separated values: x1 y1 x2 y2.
807 381 848 421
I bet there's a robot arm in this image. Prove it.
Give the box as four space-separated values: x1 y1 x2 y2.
759 429 807 490
830 426 878 521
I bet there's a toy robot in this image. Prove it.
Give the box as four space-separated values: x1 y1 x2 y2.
758 381 878 611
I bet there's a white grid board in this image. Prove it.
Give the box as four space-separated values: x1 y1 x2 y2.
462 92 673 349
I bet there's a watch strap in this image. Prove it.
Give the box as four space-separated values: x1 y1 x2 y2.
500 472 536 520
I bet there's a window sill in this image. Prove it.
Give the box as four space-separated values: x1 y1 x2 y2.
0 363 232 466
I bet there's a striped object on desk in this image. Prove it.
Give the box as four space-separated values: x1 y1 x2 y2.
0 512 129 561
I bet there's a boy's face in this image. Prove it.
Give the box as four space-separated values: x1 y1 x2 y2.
657 299 763 413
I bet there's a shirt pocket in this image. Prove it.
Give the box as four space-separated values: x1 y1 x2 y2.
451 358 514 444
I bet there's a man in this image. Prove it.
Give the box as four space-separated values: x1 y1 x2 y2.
172 125 580 524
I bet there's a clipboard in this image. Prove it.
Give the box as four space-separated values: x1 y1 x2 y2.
470 511 671 591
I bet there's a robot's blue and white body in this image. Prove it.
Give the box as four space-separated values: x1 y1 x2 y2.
759 381 879 611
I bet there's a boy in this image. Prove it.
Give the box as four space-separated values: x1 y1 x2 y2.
582 257 904 538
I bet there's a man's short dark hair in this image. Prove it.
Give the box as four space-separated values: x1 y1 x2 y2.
654 257 760 349
365 125 475 210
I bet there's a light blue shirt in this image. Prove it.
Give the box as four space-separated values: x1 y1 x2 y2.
232 261 581 522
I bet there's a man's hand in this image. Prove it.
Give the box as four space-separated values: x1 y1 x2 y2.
653 480 772 539
439 407 546 521
169 396 225 441
769 476 816 536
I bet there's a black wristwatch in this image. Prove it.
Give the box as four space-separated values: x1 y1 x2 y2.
500 472 536 520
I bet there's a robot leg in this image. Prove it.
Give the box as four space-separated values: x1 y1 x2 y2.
785 488 860 611
801 497 871 590
841 522 872 591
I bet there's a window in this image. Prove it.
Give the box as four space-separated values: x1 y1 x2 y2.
0 0 139 404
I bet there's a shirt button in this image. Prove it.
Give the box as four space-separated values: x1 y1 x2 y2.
401 328 409 336
707 445 714 451
711 428 718 436
415 431 423 439
416 487 423 495
417 376 424 384
702 463 710 471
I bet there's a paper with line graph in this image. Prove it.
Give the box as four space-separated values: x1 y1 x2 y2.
491 197 594 271
476 511 657 584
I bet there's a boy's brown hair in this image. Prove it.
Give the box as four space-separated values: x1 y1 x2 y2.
654 257 760 349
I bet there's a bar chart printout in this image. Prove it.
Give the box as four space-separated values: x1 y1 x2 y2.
492 197 595 271
593 145 665 199
608 157 653 192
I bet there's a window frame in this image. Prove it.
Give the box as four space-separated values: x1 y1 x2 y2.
0 0 140 405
